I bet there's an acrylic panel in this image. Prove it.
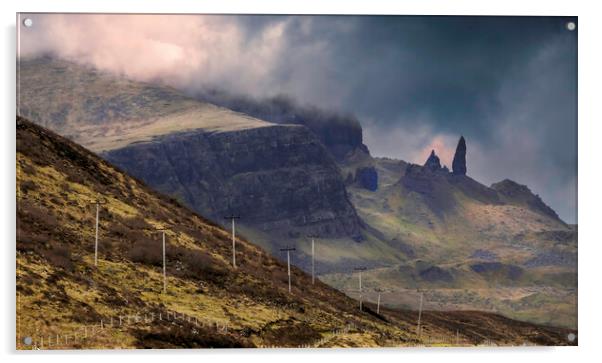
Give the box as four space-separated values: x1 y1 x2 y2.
16 13 578 349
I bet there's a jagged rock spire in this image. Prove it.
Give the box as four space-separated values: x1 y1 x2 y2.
452 136 467 175
424 149 442 171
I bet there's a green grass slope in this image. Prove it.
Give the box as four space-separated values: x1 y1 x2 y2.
15 117 575 348
325 156 577 329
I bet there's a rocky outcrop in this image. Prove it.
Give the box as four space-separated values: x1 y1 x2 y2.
424 150 442 171
400 136 499 214
354 166 378 191
491 179 561 220
452 136 467 175
104 124 364 240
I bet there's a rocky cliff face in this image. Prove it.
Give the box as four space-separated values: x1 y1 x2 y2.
105 124 364 241
19 56 371 267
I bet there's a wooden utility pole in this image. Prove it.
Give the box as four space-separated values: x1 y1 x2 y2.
224 215 240 268
417 291 424 339
280 247 296 293
377 291 381 314
354 267 367 311
90 198 107 266
308 234 319 285
152 226 171 294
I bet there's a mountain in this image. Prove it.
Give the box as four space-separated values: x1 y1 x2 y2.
16 117 576 348
18 57 373 261
18 57 577 329
331 146 576 328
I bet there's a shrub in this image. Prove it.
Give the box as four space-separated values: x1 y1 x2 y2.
260 321 321 347
65 171 87 185
42 244 74 272
128 237 163 266
133 322 254 348
20 180 39 194
16 227 49 252
123 216 152 230
20 163 37 176
17 200 59 229
168 246 228 283
228 280 292 307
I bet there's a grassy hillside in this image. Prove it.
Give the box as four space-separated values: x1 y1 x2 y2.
15 117 575 349
18 57 274 152
18 56 408 277
324 156 577 329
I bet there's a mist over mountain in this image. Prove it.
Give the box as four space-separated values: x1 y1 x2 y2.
194 89 368 160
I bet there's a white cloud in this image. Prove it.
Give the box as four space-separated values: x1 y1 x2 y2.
19 14 288 95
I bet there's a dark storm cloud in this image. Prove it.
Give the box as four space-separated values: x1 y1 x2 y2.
20 14 577 222
234 16 576 138
225 15 577 222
